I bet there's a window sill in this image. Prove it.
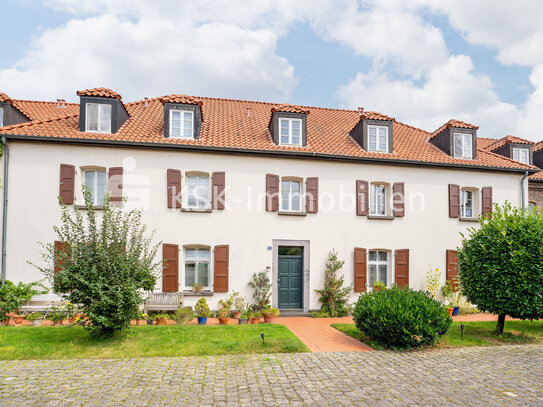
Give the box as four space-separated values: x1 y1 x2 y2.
74 205 105 210
278 211 307 216
368 215 394 220
182 291 213 296
459 217 479 222
181 208 212 213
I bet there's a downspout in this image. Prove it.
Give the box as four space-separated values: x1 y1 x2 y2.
521 171 529 210
1 137 7 286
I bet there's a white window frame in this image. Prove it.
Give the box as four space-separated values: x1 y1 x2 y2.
370 183 388 216
453 133 473 159
169 109 194 139
461 189 474 218
183 247 211 290
280 178 303 212
185 173 210 209
0 106 4 127
85 103 112 133
512 147 529 164
367 250 390 289
278 118 303 146
367 125 389 152
83 169 107 206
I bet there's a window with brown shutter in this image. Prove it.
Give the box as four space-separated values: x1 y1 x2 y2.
305 177 319 213
166 169 182 209
392 182 405 217
212 172 226 210
59 164 75 205
481 186 493 217
356 180 369 216
53 241 70 274
162 244 179 292
266 174 279 212
394 249 409 288
213 245 229 292
108 167 123 204
354 247 367 292
446 249 459 291
448 184 460 218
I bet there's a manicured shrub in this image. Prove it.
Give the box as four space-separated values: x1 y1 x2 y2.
352 286 452 349
458 203 543 334
315 250 351 317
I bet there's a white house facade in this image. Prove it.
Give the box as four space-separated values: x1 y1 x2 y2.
0 89 536 311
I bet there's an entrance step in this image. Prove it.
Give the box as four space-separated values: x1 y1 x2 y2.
279 309 308 317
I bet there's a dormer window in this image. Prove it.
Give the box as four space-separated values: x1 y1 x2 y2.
279 118 302 146
513 147 530 164
170 109 194 138
85 103 112 133
453 133 473 159
368 125 388 152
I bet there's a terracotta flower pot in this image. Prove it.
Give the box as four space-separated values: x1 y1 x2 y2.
53 321 63 326
447 308 454 316
137 320 146 326
218 317 229 325
67 318 76 324
12 315 25 325
156 318 168 326
251 317 260 324
233 312 241 319
263 316 276 324
373 287 380 292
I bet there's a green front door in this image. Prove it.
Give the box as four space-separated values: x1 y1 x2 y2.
278 247 303 309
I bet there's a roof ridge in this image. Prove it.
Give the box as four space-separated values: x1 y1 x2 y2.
0 112 78 131
13 99 79 105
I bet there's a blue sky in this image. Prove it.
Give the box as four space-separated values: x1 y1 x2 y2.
1 1 543 139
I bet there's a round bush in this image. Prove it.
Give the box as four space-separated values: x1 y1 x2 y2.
352 286 452 349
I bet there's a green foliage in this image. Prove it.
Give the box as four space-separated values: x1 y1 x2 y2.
260 307 280 317
228 291 246 311
425 267 441 300
46 305 65 322
314 250 351 317
373 281 386 291
154 313 170 321
458 203 543 333
0 280 42 321
174 307 194 323
441 280 454 304
194 298 210 318
352 286 452 349
26 312 43 321
33 192 161 337
248 271 271 309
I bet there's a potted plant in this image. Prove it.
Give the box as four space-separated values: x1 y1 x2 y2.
192 284 204 294
26 312 43 326
261 307 280 323
11 313 26 325
195 297 210 325
239 310 250 324
154 313 169 325
134 312 146 325
441 280 454 316
250 311 261 325
65 302 78 324
143 313 153 325
174 307 194 325
373 281 386 292
47 306 65 326
217 298 232 325
451 292 461 316
228 291 246 319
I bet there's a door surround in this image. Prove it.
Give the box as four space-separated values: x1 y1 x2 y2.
272 239 310 312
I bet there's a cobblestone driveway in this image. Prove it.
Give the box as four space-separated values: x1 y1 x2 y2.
1 345 542 406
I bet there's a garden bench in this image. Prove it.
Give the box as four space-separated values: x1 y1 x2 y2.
144 292 183 311
19 293 65 313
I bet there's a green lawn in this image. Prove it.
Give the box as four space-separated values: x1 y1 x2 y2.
332 321 543 350
0 324 308 360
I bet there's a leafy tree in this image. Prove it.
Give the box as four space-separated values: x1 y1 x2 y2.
315 250 351 317
458 203 543 334
34 193 161 337
0 280 43 322
248 271 271 309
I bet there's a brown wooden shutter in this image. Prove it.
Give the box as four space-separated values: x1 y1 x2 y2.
356 180 369 216
53 241 70 274
392 182 405 217
481 186 493 217
162 244 179 292
394 249 409 288
448 184 460 218
266 174 279 212
108 167 123 204
59 164 75 204
354 247 367 292
446 249 459 292
305 177 319 213
212 172 226 210
214 245 229 293
166 169 182 209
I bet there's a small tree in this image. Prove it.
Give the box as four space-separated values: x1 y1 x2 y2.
248 270 271 309
458 203 543 334
315 250 351 317
34 193 161 337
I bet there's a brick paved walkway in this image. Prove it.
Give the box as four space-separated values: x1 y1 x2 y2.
1 345 541 406
277 317 373 352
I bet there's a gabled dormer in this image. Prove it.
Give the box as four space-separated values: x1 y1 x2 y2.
269 104 309 147
429 119 478 160
159 95 203 140
533 142 543 169
0 92 29 127
77 88 129 133
350 109 394 153
487 135 533 165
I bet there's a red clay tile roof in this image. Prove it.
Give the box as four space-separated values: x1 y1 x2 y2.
430 119 479 140
529 170 543 180
11 100 79 121
158 94 203 106
271 104 310 115
482 135 533 151
76 87 122 101
0 94 536 172
533 141 543 153
477 137 498 149
0 92 13 104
